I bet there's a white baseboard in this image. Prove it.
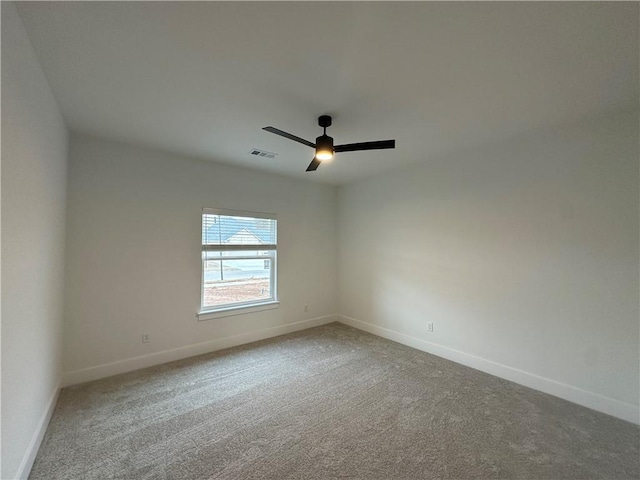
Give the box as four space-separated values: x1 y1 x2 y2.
15 385 60 480
62 315 337 387
338 315 639 425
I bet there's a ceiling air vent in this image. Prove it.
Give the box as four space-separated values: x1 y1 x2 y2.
249 148 278 159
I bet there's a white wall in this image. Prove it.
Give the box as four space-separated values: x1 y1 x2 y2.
63 135 337 382
1 3 69 478
338 109 639 423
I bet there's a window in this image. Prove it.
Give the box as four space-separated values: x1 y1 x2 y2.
199 208 277 316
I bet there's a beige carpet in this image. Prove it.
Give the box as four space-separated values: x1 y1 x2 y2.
30 323 639 479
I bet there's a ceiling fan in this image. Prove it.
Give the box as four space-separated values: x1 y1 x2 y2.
262 115 396 172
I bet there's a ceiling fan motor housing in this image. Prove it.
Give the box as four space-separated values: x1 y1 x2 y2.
317 116 334 155
315 134 334 151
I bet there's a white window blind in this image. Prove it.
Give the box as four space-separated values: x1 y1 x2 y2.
202 208 277 252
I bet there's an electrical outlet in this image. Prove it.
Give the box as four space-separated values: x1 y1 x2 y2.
142 333 150 343
427 322 434 333
304 305 309 313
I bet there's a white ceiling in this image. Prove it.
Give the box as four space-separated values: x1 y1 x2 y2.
16 2 639 185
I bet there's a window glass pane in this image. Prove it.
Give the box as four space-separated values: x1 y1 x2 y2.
203 258 272 308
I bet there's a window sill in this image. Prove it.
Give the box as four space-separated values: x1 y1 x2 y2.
197 301 280 321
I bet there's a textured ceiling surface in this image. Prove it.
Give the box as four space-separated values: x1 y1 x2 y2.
16 2 639 185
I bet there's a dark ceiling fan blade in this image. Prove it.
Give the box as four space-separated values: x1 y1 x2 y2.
262 126 316 148
306 158 321 172
334 139 396 153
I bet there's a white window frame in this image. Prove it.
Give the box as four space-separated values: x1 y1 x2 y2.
198 207 278 320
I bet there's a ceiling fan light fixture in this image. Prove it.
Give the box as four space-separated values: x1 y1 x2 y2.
315 150 333 161
315 134 334 161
